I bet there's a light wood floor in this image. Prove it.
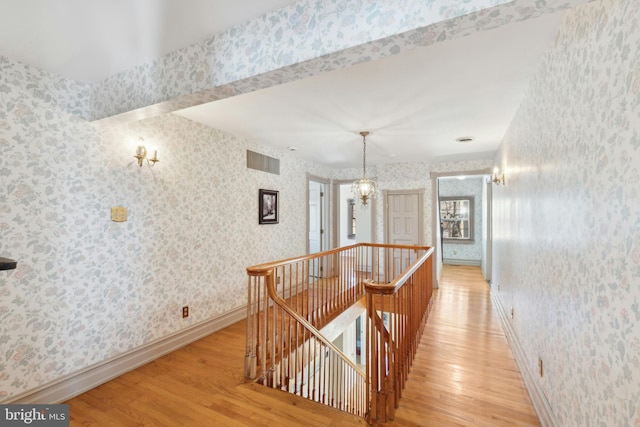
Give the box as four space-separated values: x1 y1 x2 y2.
66 265 538 426
384 265 539 426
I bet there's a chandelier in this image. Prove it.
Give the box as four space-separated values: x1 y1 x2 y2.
352 131 377 205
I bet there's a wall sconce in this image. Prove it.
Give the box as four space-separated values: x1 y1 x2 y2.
133 137 159 167
492 166 505 185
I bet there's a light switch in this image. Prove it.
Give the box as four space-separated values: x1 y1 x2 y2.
111 206 127 222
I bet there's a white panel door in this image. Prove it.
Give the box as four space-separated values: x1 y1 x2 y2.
386 191 423 278
309 180 328 278
309 181 322 254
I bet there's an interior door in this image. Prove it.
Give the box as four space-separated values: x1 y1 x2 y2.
309 180 322 254
385 191 423 279
483 179 493 281
308 179 327 277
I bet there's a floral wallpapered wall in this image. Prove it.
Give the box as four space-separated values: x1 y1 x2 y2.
0 53 333 401
439 177 484 262
6 0 630 411
492 0 640 424
91 0 509 120
90 0 589 124
0 56 90 120
0 50 492 401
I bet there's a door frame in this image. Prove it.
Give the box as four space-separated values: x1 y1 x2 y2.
484 179 493 282
383 189 425 246
332 179 377 248
429 169 492 289
307 175 330 254
383 189 425 283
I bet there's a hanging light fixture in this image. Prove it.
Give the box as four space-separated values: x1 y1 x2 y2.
352 131 377 205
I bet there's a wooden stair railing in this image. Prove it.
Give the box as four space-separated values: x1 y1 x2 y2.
245 244 434 424
263 270 366 415
365 247 434 425
245 244 388 380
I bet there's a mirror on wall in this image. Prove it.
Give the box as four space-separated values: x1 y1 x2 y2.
439 196 474 243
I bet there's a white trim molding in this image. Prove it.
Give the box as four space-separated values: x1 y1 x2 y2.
442 258 481 266
490 289 558 427
7 306 246 404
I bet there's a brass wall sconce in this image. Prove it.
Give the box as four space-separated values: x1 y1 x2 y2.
134 137 159 167
492 166 505 185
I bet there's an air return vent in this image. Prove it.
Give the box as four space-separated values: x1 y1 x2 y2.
247 150 280 175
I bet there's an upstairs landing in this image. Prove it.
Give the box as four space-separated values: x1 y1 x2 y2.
66 265 538 426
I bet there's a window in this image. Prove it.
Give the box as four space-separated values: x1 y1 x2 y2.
439 197 474 243
347 198 356 239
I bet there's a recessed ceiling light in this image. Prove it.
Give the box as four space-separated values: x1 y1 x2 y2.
456 136 474 143
288 146 297 151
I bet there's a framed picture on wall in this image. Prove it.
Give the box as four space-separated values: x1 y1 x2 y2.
259 189 279 224
439 196 474 243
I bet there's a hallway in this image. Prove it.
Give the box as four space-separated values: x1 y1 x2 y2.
386 264 539 426
66 265 538 426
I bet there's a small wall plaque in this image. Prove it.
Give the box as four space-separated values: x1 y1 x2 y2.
111 206 128 222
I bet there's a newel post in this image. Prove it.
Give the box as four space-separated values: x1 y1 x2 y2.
245 267 275 382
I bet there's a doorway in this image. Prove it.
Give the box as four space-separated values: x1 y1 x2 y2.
334 181 375 246
308 176 329 254
308 176 329 278
430 169 492 287
385 190 424 279
385 190 424 246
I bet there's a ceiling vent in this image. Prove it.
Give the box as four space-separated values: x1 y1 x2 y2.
246 150 280 175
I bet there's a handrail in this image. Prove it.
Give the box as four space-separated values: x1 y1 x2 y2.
246 243 431 275
246 244 359 275
245 243 434 425
365 246 434 425
264 273 366 377
364 247 434 295
251 271 367 416
245 244 370 416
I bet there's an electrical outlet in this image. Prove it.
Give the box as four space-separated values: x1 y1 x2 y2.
182 306 189 318
538 358 544 377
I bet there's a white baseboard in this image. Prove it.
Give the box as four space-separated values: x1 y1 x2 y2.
443 258 481 266
6 305 246 405
490 290 557 427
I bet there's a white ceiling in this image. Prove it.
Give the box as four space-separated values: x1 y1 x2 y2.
0 0 298 82
0 1 565 168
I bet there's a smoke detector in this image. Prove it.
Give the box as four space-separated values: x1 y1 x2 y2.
456 136 475 143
